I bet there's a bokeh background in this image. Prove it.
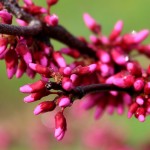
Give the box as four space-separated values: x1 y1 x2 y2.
0 0 150 149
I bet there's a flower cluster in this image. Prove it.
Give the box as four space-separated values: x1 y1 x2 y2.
0 0 58 79
1 0 150 141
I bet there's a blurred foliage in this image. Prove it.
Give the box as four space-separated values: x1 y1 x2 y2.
0 0 150 149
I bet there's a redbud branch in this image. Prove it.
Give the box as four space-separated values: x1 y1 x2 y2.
46 82 133 99
0 22 42 36
72 84 133 99
0 0 97 58
43 25 97 59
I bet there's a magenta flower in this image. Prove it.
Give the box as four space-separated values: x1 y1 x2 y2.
1 0 150 141
83 13 101 34
44 14 59 26
46 0 58 6
34 101 56 115
0 9 12 24
54 112 67 141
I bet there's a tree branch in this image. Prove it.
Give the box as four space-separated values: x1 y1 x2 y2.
43 25 97 58
46 82 133 99
72 84 133 99
0 21 42 36
0 0 97 59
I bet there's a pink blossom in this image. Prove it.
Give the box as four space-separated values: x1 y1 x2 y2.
83 13 101 34
44 14 59 26
54 112 67 141
34 101 56 115
0 9 12 24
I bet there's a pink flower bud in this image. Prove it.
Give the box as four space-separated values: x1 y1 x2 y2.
27 5 47 15
111 47 129 65
109 20 123 41
128 102 138 118
0 9 12 24
146 101 150 113
112 71 135 88
44 14 59 26
33 51 48 67
47 0 58 6
39 42 52 55
96 49 110 63
133 78 144 91
83 13 101 34
126 62 142 76
62 77 73 91
122 93 132 105
58 96 71 107
23 0 33 6
70 74 78 84
26 67 36 79
97 63 114 77
90 35 101 45
94 99 107 120
0 37 8 54
123 30 149 45
147 65 150 75
80 93 103 110
29 63 53 78
72 64 97 75
49 62 58 72
138 114 145 122
99 35 109 45
0 48 7 59
16 59 27 78
122 34 135 45
144 82 150 95
60 48 80 58
5 50 18 79
24 90 50 103
16 19 28 26
53 52 66 67
20 80 46 93
136 96 145 105
133 29 149 43
101 64 110 77
59 67 71 76
137 45 150 57
55 112 67 141
34 101 56 115
106 96 116 115
16 40 32 64
117 102 124 115
134 107 145 122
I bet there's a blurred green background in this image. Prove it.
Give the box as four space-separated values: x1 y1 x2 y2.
0 0 150 149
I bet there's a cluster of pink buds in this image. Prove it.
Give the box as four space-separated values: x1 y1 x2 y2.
0 36 53 79
20 79 68 140
1 0 150 141
0 0 59 79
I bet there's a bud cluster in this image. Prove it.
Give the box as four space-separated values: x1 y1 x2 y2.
0 0 58 79
0 0 150 141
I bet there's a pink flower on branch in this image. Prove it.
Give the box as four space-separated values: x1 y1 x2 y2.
0 9 12 24
83 13 101 34
55 112 67 141
1 0 150 142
